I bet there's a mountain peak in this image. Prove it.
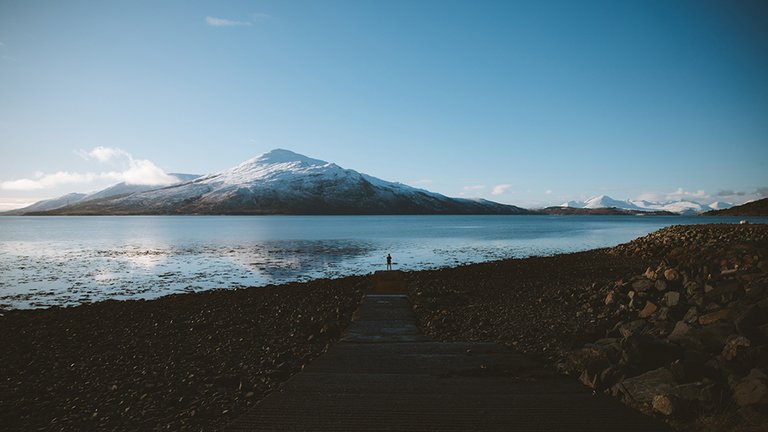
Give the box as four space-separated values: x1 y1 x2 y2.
253 149 328 166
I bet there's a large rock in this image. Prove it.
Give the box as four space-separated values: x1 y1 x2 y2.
663 291 681 307
632 278 654 292
733 368 768 407
722 336 751 361
698 309 734 326
664 268 681 282
611 367 676 407
617 320 647 338
638 301 658 318
621 334 682 374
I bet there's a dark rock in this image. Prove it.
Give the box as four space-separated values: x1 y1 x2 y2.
638 301 658 318
698 308 734 326
733 368 768 407
632 278 653 292
664 268 681 282
617 320 647 339
735 303 768 342
611 367 676 408
663 291 680 307
668 321 692 341
704 279 741 304
669 358 720 383
722 336 751 361
621 335 682 374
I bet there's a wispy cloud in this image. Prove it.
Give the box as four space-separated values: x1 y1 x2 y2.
205 16 252 27
665 187 709 201
757 187 768 198
1 147 178 191
491 184 511 195
205 12 272 27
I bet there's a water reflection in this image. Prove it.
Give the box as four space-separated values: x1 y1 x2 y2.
2 215 766 309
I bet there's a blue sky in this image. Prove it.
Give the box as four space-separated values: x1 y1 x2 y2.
1 0 767 210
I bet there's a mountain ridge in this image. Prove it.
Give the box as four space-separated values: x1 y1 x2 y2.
20 149 531 216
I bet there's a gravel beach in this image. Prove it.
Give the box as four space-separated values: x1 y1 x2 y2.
1 278 365 431
2 223 766 431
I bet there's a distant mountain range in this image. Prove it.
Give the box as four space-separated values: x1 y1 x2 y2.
7 149 530 215
2 174 200 215
5 150 755 217
703 198 768 216
556 195 733 216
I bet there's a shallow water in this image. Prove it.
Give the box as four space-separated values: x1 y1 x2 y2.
1 215 765 309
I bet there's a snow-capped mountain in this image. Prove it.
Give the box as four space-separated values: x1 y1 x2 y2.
3 174 199 215
559 195 731 215
30 149 530 215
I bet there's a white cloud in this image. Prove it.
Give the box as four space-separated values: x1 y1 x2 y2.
83 146 129 162
1 147 178 191
491 184 512 195
545 189 553 195
665 187 709 201
205 16 252 27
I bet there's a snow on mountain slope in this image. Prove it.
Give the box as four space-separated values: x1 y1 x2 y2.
560 194 715 215
708 201 733 210
39 149 529 215
2 193 89 214
3 174 200 215
584 195 642 210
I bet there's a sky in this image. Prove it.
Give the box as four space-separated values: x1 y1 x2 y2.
1 0 767 210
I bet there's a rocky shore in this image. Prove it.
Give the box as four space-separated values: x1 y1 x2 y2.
3 223 766 431
0 278 364 431
409 224 768 431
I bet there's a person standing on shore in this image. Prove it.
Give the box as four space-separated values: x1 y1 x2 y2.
386 254 392 271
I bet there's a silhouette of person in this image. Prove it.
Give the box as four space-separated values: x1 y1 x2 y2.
386 254 392 271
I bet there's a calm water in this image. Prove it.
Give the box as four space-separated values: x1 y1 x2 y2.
1 215 766 309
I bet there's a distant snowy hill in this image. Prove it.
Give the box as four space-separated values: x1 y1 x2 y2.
560 194 731 215
3 173 199 215
26 149 531 215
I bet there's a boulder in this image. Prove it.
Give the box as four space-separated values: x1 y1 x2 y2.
685 281 701 296
652 394 676 416
622 334 682 374
733 368 768 407
669 357 720 383
722 336 751 361
698 308 734 326
638 301 658 318
682 306 699 324
668 321 692 340
663 291 681 307
617 320 647 338
611 367 676 407
655 279 668 292
664 268 681 282
704 279 740 304
735 304 768 342
632 278 653 292
696 323 736 354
